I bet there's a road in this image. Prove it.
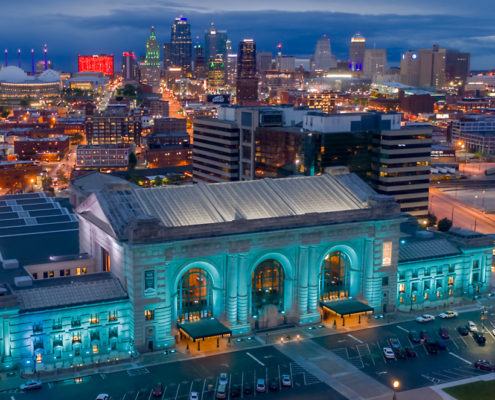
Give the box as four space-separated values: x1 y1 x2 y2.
429 187 495 234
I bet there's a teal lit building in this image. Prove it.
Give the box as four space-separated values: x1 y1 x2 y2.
0 170 492 371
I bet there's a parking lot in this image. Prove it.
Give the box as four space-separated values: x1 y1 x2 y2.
313 308 495 391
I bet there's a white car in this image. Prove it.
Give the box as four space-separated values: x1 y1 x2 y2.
20 380 42 391
439 310 458 319
416 314 435 323
219 372 228 386
467 321 478 332
281 374 292 387
95 395 110 400
189 392 199 400
383 347 395 360
256 378 266 393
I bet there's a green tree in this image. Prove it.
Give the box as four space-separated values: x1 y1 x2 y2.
128 152 137 170
437 217 453 232
153 176 163 186
71 132 84 144
128 174 142 185
42 175 53 190
20 97 32 107
56 170 69 185
426 213 437 227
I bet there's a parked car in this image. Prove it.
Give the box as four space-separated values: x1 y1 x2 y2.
425 341 438 354
189 392 199 400
152 383 163 397
416 314 435 323
395 348 407 359
20 380 43 391
409 330 421 344
457 326 469 336
282 374 292 387
405 348 417 358
467 321 478 332
269 378 279 391
439 328 450 339
219 372 228 386
473 332 486 345
420 331 431 342
95 395 109 400
474 360 495 371
256 378 266 393
436 339 447 350
388 337 401 350
383 347 395 360
230 384 241 398
216 384 227 399
439 310 458 319
243 383 253 395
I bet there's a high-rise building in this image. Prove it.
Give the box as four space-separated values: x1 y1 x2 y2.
207 56 226 89
170 16 192 74
193 43 206 80
205 23 227 62
226 54 238 86
312 35 336 72
85 110 142 145
140 26 161 92
162 42 172 70
256 51 272 73
236 39 258 104
363 49 387 79
349 34 366 71
121 51 138 81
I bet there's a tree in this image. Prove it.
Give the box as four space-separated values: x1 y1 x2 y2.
42 175 53 190
153 176 163 186
128 152 137 170
426 213 437 227
56 170 69 185
71 132 84 144
20 97 32 107
437 217 452 232
128 174 142 185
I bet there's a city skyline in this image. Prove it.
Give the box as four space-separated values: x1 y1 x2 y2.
2 1 495 71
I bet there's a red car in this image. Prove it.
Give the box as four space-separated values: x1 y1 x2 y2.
152 383 163 397
474 360 495 371
439 328 449 339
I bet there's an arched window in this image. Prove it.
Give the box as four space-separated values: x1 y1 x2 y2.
320 251 350 300
177 268 212 322
252 260 284 314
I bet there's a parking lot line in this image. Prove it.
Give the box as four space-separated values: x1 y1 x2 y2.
161 386 168 400
450 338 459 350
246 352 265 367
175 384 181 400
448 352 471 365
134 391 140 400
347 334 363 344
397 325 409 333
241 372 244 399
278 364 281 391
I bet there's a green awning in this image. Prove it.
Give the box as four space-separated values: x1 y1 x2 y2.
178 318 232 341
320 299 374 316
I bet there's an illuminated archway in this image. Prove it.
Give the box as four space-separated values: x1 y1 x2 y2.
251 259 284 314
177 268 213 322
320 251 351 300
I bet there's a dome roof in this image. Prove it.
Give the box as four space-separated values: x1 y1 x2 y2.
38 69 60 83
0 66 30 83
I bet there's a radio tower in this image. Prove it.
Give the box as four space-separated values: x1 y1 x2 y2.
43 44 48 70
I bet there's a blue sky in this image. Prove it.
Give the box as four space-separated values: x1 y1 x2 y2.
2 1 495 71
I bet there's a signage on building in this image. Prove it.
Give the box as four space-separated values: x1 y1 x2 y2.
207 94 230 104
144 270 156 295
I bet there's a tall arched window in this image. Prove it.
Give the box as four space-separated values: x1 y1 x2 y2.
177 268 212 322
320 251 350 300
252 260 284 314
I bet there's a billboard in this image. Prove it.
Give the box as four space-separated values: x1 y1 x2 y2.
206 94 230 104
78 54 114 76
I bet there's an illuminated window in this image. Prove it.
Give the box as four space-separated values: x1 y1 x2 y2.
320 252 350 300
36 353 42 363
108 311 118 322
424 293 428 300
382 242 392 267
82 267 87 274
76 268 81 275
145 310 154 321
437 291 441 298
448 277 454 286
400 297 403 304
449 288 453 296
412 294 416 302
177 268 213 322
93 344 99 354
253 260 284 313
399 283 405 293
89 314 99 325
102 248 111 272
49 271 54 278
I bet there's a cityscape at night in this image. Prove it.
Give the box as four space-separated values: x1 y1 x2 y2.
1 1 495 400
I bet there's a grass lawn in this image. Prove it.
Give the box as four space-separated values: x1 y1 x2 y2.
444 380 495 400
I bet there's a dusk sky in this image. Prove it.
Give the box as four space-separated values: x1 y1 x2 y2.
3 1 495 71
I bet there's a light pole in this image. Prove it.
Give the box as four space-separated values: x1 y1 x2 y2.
392 380 400 400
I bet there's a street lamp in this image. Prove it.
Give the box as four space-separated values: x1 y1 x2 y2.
392 380 400 400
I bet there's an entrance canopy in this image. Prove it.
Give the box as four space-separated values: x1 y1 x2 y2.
178 318 232 342
320 299 374 317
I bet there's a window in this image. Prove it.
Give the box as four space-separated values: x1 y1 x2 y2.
382 277 389 287
33 323 43 333
89 314 99 325
49 271 54 278
102 247 111 272
65 269 71 276
43 271 48 279
399 283 405 293
399 273 405 280
71 317 81 328
473 273 480 283
59 269 65 277
424 269 430 276
52 319 62 330
400 297 404 304
76 268 81 275
437 291 441 298
412 294 416 302
382 241 392 266
93 344 99 354
424 293 429 300
32 272 38 280
424 281 430 291
411 283 418 292
36 353 42 363
412 271 418 279
473 260 479 269
448 277 454 286
448 265 455 273
108 311 118 322
145 309 154 320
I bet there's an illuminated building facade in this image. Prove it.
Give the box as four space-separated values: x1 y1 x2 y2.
78 55 114 76
304 91 339 114
14 135 70 162
0 67 61 103
121 52 138 81
85 113 142 145
140 27 161 92
349 34 366 72
205 23 227 63
76 144 134 169
236 39 258 104
207 56 226 89
169 17 192 74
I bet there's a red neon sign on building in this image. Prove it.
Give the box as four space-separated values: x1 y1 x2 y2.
78 54 114 76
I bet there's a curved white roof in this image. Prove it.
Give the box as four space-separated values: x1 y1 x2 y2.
38 69 60 83
0 66 30 83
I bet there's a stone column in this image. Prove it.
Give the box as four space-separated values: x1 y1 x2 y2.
298 246 309 315
363 239 376 304
307 246 319 312
227 254 238 325
237 254 248 324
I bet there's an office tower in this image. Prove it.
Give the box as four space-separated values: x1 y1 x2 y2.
207 55 226 88
256 51 272 72
363 49 387 79
371 123 432 218
445 50 470 87
162 42 172 69
349 34 366 71
236 39 258 104
85 112 142 145
121 51 138 81
140 26 161 92
313 35 336 72
193 43 206 80
205 22 228 62
226 53 238 86
170 16 192 74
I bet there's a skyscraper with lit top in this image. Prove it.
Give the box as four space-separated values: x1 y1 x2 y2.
170 16 192 74
349 33 366 71
140 26 161 91
236 39 258 104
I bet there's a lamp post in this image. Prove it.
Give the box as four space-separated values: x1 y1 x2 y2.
392 380 400 400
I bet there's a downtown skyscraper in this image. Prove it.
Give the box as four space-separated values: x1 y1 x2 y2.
349 33 366 71
236 39 258 104
205 22 228 62
140 26 161 91
170 16 192 74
